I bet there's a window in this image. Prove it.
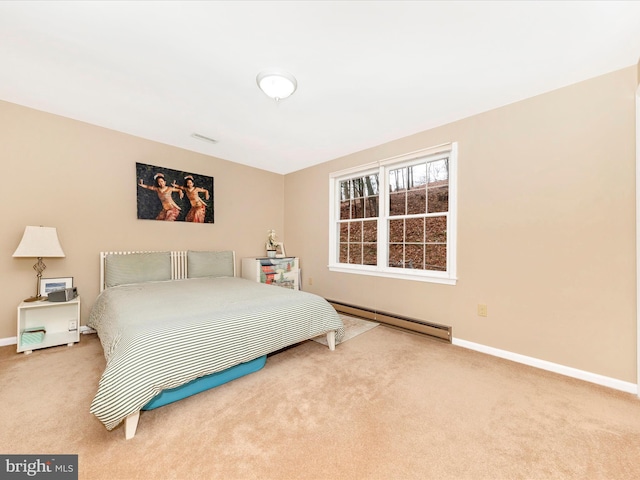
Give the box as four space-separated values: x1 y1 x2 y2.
329 143 457 285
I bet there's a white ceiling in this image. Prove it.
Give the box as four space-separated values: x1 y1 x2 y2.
1 1 639 175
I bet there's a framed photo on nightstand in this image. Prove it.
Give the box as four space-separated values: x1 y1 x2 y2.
40 277 73 296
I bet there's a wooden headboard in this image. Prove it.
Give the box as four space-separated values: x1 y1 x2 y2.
99 251 236 292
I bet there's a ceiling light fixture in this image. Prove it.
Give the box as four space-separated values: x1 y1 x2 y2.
256 69 297 102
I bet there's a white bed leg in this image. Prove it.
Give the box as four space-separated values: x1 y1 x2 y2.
125 411 140 440
326 330 336 351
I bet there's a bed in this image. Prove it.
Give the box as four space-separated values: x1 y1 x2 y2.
88 250 344 439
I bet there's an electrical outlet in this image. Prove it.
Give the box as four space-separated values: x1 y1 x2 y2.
68 320 78 331
308 277 313 286
477 304 488 317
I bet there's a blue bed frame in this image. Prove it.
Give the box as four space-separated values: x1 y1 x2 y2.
142 355 267 410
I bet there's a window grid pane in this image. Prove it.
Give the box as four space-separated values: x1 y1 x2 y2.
350 221 363 242
425 244 447 271
425 216 447 242
389 192 406 216
363 243 377 265
389 218 403 243
405 244 425 270
339 243 348 263
339 222 349 242
388 243 403 268
362 220 377 242
350 243 362 264
405 217 424 243
365 195 379 218
427 185 448 213
407 163 427 215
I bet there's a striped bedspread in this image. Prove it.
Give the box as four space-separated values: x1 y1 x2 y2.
88 276 344 431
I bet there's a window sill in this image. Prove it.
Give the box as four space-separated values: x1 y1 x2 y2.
328 264 457 285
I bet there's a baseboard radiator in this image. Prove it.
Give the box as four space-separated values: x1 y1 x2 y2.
327 299 452 343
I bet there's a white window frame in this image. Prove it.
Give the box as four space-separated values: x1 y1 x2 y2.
328 142 457 285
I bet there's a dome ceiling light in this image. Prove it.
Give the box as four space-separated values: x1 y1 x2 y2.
256 69 297 102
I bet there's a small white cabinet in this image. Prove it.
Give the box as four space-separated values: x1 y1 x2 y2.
17 297 81 354
242 257 300 290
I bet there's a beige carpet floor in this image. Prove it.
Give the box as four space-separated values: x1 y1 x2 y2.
1 325 640 480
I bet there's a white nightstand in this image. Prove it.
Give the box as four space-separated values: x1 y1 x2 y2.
17 297 81 354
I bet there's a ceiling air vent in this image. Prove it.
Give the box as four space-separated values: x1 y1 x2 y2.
191 133 218 144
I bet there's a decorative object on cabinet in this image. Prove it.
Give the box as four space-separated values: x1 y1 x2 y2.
136 162 214 223
17 296 80 354
39 277 73 299
265 229 278 257
12 226 66 302
242 257 300 290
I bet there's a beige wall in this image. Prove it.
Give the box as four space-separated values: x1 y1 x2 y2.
285 66 637 383
1 100 284 338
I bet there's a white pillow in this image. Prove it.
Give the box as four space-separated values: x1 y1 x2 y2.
187 251 234 278
105 252 171 287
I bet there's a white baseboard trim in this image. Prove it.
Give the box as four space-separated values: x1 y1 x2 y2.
0 326 96 348
452 337 638 395
0 336 17 347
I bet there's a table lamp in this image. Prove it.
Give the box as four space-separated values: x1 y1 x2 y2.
13 226 65 302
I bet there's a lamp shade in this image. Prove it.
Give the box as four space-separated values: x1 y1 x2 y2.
13 226 65 258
